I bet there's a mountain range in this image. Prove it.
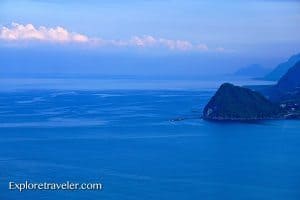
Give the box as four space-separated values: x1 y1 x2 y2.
203 61 300 121
263 53 300 81
234 64 269 77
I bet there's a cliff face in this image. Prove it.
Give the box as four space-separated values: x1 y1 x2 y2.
264 53 300 81
264 61 300 103
234 64 269 77
271 61 300 118
277 61 300 93
203 83 280 121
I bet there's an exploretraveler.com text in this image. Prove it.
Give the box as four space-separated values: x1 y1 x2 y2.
9 181 103 192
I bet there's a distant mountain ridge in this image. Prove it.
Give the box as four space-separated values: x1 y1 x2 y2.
263 53 300 81
234 64 269 77
277 61 300 92
267 61 300 105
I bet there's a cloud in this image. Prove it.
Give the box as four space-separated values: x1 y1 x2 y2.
92 35 208 51
128 35 194 51
0 22 89 43
196 44 209 51
0 23 225 52
216 47 225 52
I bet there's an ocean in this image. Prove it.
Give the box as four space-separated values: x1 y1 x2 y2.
0 78 299 200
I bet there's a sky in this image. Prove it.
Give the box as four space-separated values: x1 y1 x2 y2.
0 0 300 78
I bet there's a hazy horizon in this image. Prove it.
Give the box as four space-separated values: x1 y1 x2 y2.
1 0 300 78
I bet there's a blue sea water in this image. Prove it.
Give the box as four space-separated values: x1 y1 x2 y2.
0 79 299 200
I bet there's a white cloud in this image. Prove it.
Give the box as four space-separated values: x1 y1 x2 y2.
0 23 227 52
216 47 225 52
127 35 194 51
196 44 209 51
130 35 157 47
0 22 89 43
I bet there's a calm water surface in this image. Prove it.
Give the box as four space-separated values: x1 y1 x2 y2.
0 79 299 200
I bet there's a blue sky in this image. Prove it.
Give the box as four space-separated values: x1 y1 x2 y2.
0 0 300 77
